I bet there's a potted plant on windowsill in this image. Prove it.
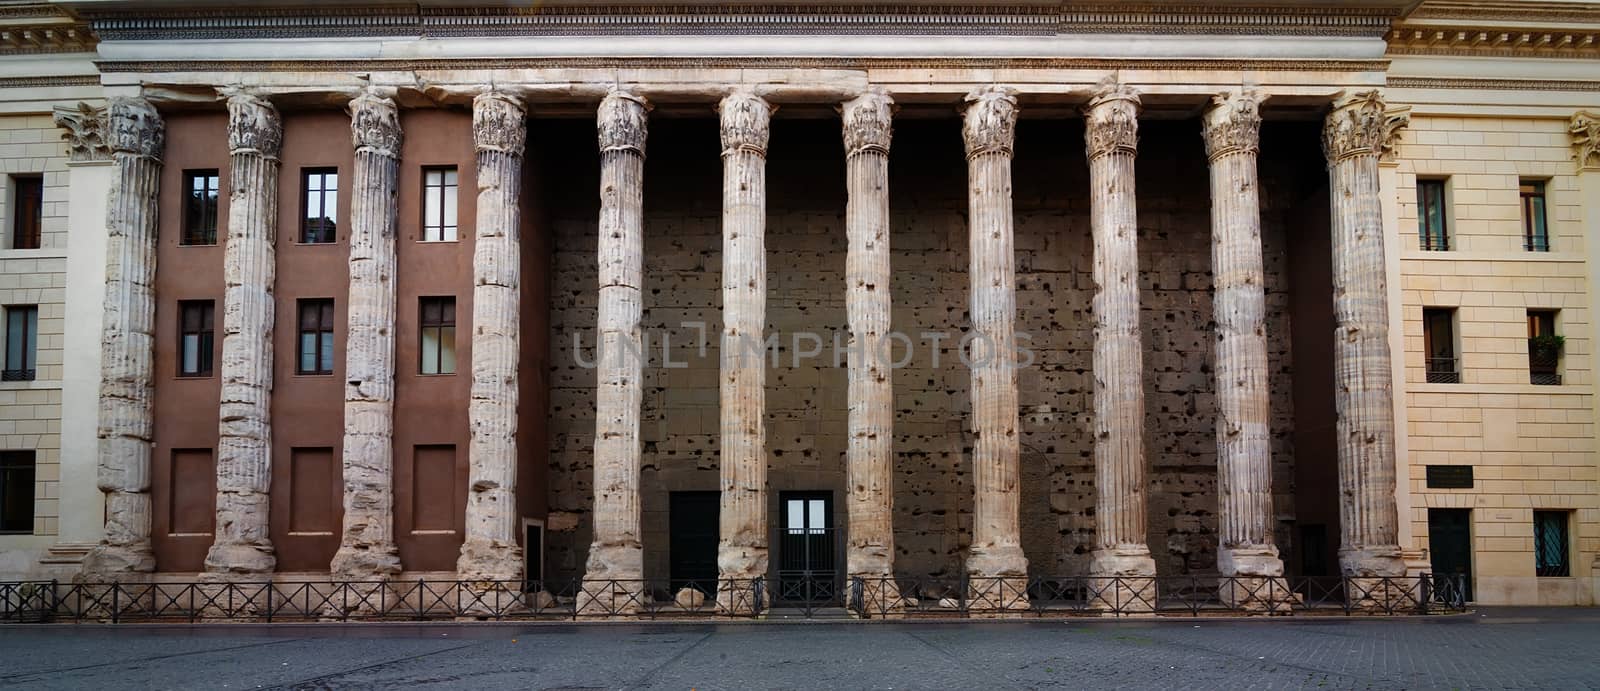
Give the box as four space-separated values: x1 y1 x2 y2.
1529 334 1565 370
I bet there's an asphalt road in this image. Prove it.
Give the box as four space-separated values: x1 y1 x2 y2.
1 607 1596 690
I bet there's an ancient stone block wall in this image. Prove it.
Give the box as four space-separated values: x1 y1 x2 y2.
544 115 1311 583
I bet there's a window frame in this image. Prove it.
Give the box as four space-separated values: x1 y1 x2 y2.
1534 510 1571 578
299 167 339 245
1422 307 1459 384
296 298 336 376
421 166 459 243
3 304 38 382
0 449 35 534
177 300 215 378
1527 309 1560 385
418 296 457 375
1416 178 1450 252
1520 180 1550 252
9 174 43 250
181 169 221 246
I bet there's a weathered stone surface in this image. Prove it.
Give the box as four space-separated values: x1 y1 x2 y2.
82 97 164 579
331 89 404 579
579 90 651 616
961 86 1028 608
458 89 527 582
716 90 773 615
841 88 897 584
1084 78 1157 595
674 587 707 609
205 90 282 576
53 102 110 163
1321 90 1406 580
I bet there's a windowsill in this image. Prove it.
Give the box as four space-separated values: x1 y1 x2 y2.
175 374 213 380
417 239 459 244
178 243 219 248
0 380 59 390
416 372 458 377
1402 249 1587 262
295 241 339 247
0 531 33 536
0 248 67 259
294 373 335 378
1409 382 1587 394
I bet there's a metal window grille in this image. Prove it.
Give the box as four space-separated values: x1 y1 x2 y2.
1534 510 1570 577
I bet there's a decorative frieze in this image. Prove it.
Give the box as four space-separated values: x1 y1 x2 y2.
81 97 164 579
53 102 110 163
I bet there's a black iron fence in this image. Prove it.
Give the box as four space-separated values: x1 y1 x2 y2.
0 574 1466 623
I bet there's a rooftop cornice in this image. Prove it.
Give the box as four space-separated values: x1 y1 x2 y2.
1405 1 1600 26
1385 24 1600 59
77 3 1400 41
0 23 95 54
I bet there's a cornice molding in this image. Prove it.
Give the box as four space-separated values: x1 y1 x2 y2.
0 75 100 89
94 56 1392 74
1406 1 1600 25
1386 25 1600 59
1387 76 1600 92
0 23 96 55
82 4 1396 41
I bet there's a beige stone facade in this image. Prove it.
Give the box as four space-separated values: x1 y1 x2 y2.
0 0 1594 611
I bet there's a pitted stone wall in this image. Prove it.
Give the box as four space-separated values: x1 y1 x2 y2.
545 116 1310 583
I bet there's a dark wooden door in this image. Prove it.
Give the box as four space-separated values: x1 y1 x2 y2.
670 491 720 596
1428 508 1473 601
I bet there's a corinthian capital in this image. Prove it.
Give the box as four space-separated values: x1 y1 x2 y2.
841 88 894 157
1572 110 1600 170
1201 89 1264 161
962 85 1017 159
598 90 650 157
473 89 526 156
224 90 282 159
104 97 164 161
54 102 110 163
1321 90 1409 164
1083 77 1140 161
719 90 774 156
349 89 401 159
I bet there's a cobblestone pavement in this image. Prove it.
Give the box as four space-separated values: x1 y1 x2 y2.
0 607 1596 690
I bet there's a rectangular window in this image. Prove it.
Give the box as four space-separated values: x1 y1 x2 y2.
182 170 221 246
3 305 38 381
0 450 34 534
1417 179 1449 251
422 166 458 242
1521 180 1549 252
1534 510 1570 577
301 168 338 244
178 300 215 377
297 299 335 375
1423 307 1458 384
419 296 456 375
10 175 42 250
1527 309 1561 386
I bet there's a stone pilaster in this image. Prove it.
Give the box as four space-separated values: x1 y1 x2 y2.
80 97 163 578
457 90 526 583
1202 89 1289 609
716 90 773 614
580 90 650 616
1321 90 1408 586
205 91 282 576
961 86 1028 611
1084 78 1157 606
331 89 404 579
841 88 898 604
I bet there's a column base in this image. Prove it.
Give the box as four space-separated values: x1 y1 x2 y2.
1219 546 1294 612
454 539 523 582
848 572 904 618
329 544 402 580
715 574 768 615
1340 545 1415 612
1089 547 1157 614
203 541 276 576
78 541 156 580
966 543 1030 613
576 576 645 617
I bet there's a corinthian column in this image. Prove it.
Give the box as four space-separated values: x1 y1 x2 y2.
331 90 404 579
1084 78 1157 606
205 91 282 576
457 90 526 583
1321 91 1408 585
580 91 650 616
81 98 164 578
841 89 897 600
962 86 1028 610
1202 90 1288 609
716 90 773 614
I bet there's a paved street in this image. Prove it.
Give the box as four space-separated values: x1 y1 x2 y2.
0 607 1596 690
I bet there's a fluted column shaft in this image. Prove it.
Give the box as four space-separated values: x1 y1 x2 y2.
332 90 404 578
206 92 282 576
457 91 527 581
716 91 773 611
842 89 896 580
83 98 164 577
584 91 650 588
1085 80 1156 578
1202 90 1283 578
1322 91 1407 578
962 87 1028 581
